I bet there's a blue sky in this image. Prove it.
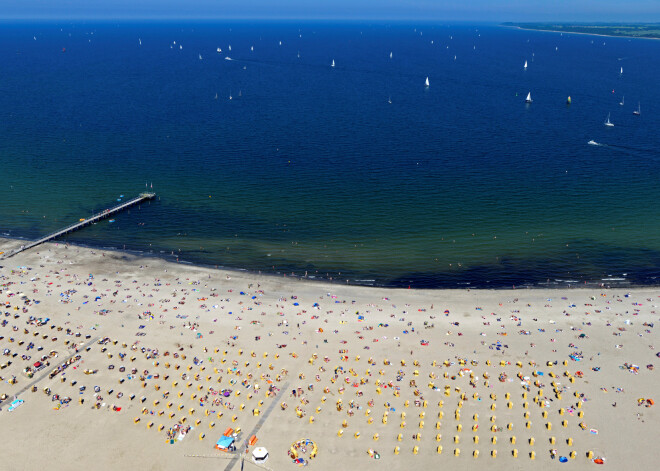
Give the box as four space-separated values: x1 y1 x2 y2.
1 0 658 21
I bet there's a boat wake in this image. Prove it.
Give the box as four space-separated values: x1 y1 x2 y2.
588 140 660 162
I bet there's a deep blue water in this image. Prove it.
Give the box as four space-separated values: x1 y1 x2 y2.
1 21 659 287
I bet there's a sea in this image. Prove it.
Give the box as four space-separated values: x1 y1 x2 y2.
1 20 659 288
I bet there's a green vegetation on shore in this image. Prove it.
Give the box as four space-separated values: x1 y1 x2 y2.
503 22 660 39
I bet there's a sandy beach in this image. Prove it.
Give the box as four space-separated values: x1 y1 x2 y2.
0 236 657 470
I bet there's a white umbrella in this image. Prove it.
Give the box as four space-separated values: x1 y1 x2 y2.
252 447 269 462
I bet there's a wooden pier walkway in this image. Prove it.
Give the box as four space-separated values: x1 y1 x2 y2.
1 192 156 260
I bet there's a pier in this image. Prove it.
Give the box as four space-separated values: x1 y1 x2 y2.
1 192 156 259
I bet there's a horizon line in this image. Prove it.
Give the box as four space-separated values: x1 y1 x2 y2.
0 17 657 23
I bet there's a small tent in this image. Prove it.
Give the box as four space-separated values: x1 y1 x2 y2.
252 447 269 463
215 435 235 452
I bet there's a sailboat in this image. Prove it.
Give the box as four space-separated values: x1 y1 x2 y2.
214 93 218 100
388 96 392 104
620 67 623 74
604 113 614 127
525 92 532 103
389 52 393 59
217 47 222 53
633 102 641 115
620 96 624 106
566 96 571 105
229 90 233 101
199 54 202 60
331 59 335 68
425 77 430 87
524 60 527 69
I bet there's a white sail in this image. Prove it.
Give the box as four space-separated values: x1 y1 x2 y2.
217 47 222 53
604 113 614 126
525 92 532 103
620 96 624 106
620 67 623 74
389 51 393 59
425 77 430 87
331 59 335 67
524 60 527 69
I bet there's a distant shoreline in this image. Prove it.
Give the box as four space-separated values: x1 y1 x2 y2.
503 24 660 41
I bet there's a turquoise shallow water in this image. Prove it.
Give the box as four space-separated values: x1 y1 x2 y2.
1 21 659 287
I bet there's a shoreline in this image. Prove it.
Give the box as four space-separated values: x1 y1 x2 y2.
504 24 660 41
0 235 645 290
